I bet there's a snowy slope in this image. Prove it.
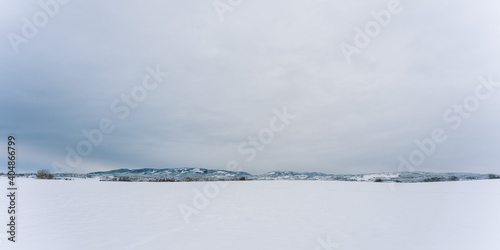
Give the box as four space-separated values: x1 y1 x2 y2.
83 168 500 182
1 178 499 250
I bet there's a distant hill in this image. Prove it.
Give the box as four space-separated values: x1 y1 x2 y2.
84 168 500 183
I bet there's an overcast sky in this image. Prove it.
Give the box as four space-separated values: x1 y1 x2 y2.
1 0 500 174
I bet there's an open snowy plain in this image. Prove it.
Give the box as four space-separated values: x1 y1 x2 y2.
1 178 499 250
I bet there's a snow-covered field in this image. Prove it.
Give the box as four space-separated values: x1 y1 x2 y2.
1 178 499 250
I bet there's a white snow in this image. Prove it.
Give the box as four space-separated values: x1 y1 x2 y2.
354 173 400 181
1 178 499 250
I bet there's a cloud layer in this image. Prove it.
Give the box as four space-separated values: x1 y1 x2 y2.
1 0 500 174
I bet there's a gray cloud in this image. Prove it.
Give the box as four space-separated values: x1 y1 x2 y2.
1 0 500 174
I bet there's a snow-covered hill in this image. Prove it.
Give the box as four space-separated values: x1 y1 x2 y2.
89 167 252 181
85 168 500 183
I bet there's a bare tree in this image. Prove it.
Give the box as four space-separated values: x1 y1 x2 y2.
36 169 54 179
